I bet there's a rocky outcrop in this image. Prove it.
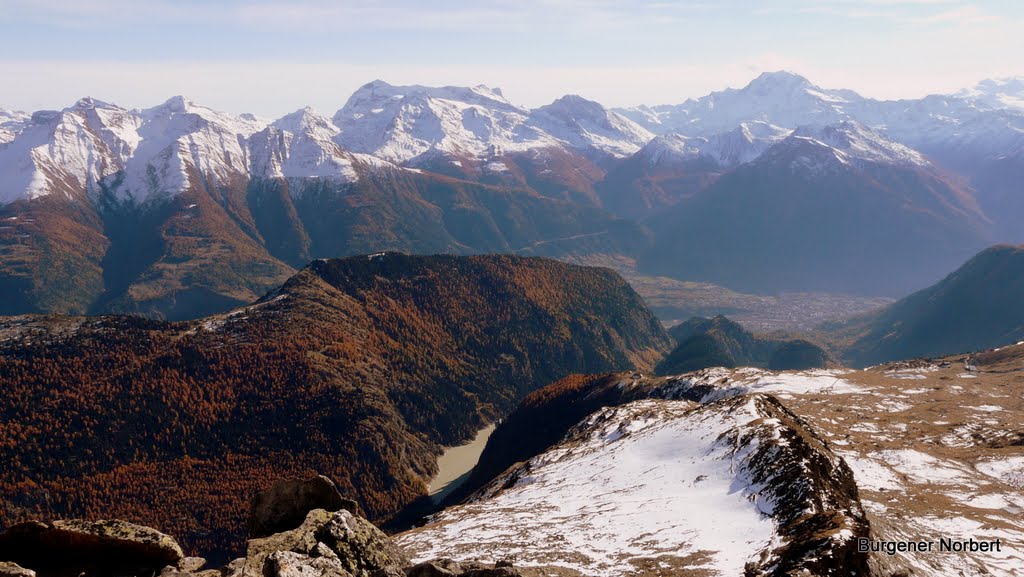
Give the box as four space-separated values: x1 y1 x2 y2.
249 476 359 538
0 562 35 577
232 509 407 577
0 519 183 577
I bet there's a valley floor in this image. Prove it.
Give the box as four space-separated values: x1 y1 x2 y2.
567 255 893 332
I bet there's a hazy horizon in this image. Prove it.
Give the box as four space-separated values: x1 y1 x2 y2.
1 0 1022 117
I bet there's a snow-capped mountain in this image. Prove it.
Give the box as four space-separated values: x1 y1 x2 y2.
0 91 653 320
249 106 393 183
0 96 406 206
116 96 263 203
0 99 135 204
332 80 653 165
613 72 1023 242
0 108 28 145
332 81 541 164
779 120 929 170
641 118 992 296
0 96 268 205
859 94 1024 164
639 121 791 169
617 71 859 136
615 71 1024 166
2 73 1024 319
956 77 1024 112
596 121 790 219
528 94 654 160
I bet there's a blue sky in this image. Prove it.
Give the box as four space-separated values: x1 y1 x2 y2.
1 0 1021 116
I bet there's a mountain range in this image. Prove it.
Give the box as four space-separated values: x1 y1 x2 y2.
2 72 1024 318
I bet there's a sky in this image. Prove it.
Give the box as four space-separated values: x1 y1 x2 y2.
0 0 1022 117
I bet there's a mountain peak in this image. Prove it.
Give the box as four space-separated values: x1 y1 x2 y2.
361 79 393 90
531 95 654 159
159 95 194 113
344 81 514 110
971 77 1024 92
0 108 29 143
757 133 852 175
537 94 608 118
68 96 118 111
637 122 790 168
272 106 337 135
746 70 813 91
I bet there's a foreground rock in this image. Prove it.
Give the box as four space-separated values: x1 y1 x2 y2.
0 474 564 577
231 508 408 577
0 519 183 577
249 475 359 538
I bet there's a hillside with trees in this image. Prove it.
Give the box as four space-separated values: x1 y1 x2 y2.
0 253 671 563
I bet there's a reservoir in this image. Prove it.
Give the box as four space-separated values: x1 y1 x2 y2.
428 423 497 503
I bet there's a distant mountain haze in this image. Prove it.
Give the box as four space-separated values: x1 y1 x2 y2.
828 244 1024 366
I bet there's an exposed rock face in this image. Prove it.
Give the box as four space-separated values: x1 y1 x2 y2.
264 550 351 577
249 476 359 538
0 519 183 577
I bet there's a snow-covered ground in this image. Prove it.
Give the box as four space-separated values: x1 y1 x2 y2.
402 357 1024 577
399 392 862 576
400 399 778 575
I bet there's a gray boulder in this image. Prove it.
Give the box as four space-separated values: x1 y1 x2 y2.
234 509 407 577
266 551 352 577
0 519 183 576
249 476 358 538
